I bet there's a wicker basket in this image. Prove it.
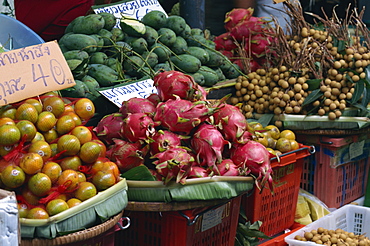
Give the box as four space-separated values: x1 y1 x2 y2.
21 211 124 246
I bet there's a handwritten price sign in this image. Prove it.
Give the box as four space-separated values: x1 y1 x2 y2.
0 41 75 106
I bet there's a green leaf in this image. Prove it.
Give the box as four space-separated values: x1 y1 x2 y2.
361 87 370 107
302 89 323 107
257 114 274 127
306 79 322 90
250 221 263 230
337 39 346 53
350 80 365 104
121 165 156 181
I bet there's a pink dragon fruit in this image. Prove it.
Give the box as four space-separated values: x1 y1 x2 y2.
121 113 155 143
152 147 194 184
149 130 183 155
106 139 149 172
213 32 238 51
224 8 254 31
230 140 274 192
188 164 210 178
119 97 156 118
216 159 240 176
154 96 217 135
153 70 207 101
229 16 267 42
249 34 275 57
93 113 125 145
213 103 248 143
146 93 161 106
190 123 230 174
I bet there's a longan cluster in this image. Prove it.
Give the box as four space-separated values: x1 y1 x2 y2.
294 227 370 246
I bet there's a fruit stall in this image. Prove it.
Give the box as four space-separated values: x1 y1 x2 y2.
0 0 370 245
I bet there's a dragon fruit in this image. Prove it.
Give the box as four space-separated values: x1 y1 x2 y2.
213 103 248 143
217 159 240 176
224 8 254 31
213 32 238 51
188 164 210 178
106 139 149 172
149 130 183 155
152 147 194 184
231 140 274 192
190 123 230 174
146 93 161 106
153 70 207 101
119 97 156 118
229 16 268 42
93 113 125 145
249 34 276 57
154 96 217 135
121 113 155 143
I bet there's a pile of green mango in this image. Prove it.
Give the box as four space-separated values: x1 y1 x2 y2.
58 10 241 100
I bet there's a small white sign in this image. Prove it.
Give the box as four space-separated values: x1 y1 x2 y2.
349 140 364 160
98 78 157 107
201 204 225 232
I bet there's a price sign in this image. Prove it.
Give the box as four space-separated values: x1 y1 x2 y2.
98 78 157 107
92 0 167 26
0 41 75 106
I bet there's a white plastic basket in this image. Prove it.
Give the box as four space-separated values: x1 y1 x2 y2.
285 204 370 246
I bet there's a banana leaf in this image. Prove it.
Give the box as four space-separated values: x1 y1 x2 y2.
127 176 254 202
21 178 128 239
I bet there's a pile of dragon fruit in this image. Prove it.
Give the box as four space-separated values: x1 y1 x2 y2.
93 70 273 191
214 8 277 73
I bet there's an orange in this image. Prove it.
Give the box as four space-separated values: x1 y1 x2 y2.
43 96 65 118
41 161 62 183
32 132 45 142
59 156 82 171
57 135 81 156
46 199 69 216
28 140 52 162
0 165 26 188
92 170 116 191
16 120 37 142
18 203 29 218
21 187 40 205
279 130 296 140
0 117 15 126
27 207 49 219
0 144 15 157
63 112 82 126
24 98 43 114
57 169 79 191
290 139 299 151
55 193 69 201
0 107 16 119
67 198 82 208
56 115 76 135
70 126 93 144
74 98 95 121
264 125 281 140
91 161 119 181
28 172 52 196
36 111 57 132
19 152 44 175
61 104 74 116
42 128 59 143
92 139 106 158
0 124 21 145
79 141 101 164
77 171 87 182
41 91 59 102
248 122 264 131
15 103 39 124
49 143 58 157
74 181 97 201
276 137 292 153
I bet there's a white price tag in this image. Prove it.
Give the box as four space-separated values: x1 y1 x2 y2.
349 140 364 160
98 78 157 107
201 204 225 232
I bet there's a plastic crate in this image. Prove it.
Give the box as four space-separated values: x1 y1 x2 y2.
259 223 305 246
285 204 370 246
116 196 242 246
298 134 370 208
242 145 314 237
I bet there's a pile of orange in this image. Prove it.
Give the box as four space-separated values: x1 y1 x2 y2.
0 92 120 219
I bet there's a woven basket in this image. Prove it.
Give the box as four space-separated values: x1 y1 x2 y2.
21 211 123 246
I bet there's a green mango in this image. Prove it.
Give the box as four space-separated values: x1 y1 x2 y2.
98 12 117 30
142 51 158 68
223 63 242 79
111 27 126 42
213 67 226 81
65 16 84 34
143 26 158 46
87 64 119 86
170 54 201 73
165 15 187 35
90 34 104 51
157 28 176 47
63 50 89 61
60 34 98 54
89 52 109 64
185 35 207 47
82 75 101 97
106 57 123 72
120 18 146 37
187 46 210 64
150 43 171 62
123 55 145 77
191 28 204 36
189 72 205 86
125 37 147 55
66 59 83 71
154 62 172 72
60 80 88 98
171 36 188 55
179 24 191 38
141 10 167 30
98 28 113 46
73 14 105 34
197 66 219 87
205 49 225 67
